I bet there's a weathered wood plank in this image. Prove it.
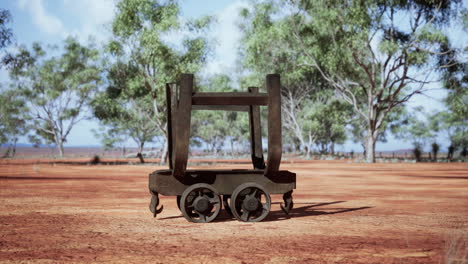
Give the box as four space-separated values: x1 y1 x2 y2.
173 74 193 177
191 105 249 111
192 92 268 106
248 87 266 169
265 74 282 175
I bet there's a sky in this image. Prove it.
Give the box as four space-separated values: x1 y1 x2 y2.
0 0 464 152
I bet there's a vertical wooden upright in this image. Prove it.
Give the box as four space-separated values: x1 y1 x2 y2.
172 74 193 177
265 74 282 175
165 83 174 169
248 87 265 169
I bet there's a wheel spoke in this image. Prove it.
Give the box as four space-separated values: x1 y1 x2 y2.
241 210 250 221
251 188 258 197
240 188 250 197
197 212 207 222
186 194 194 203
231 183 271 222
180 184 221 223
209 197 220 205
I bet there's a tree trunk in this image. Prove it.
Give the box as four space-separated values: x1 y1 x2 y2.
320 143 327 154
294 136 307 157
58 141 64 158
213 143 218 157
305 146 311 159
2 144 12 158
365 132 376 163
230 139 235 157
159 139 168 165
295 143 301 154
137 142 145 163
122 146 126 157
432 145 438 162
331 142 335 156
11 139 17 158
306 132 314 159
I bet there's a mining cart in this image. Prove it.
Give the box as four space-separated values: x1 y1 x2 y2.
149 74 295 223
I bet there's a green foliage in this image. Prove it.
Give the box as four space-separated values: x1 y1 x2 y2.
0 8 13 51
431 142 440 161
8 37 101 156
241 0 462 162
0 88 29 154
92 126 128 152
429 38 468 150
191 74 249 155
0 8 14 70
431 109 467 150
413 143 422 162
238 1 353 155
112 0 180 37
441 63 467 149
408 119 434 146
306 99 351 154
93 0 212 160
394 108 436 149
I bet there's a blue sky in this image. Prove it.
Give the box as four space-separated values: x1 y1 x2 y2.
0 0 463 152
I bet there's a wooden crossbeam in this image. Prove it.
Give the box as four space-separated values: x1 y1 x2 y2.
191 92 268 106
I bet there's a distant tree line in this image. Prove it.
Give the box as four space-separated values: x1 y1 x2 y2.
0 0 466 163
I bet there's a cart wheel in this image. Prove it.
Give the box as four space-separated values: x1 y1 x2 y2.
280 190 294 215
230 183 271 222
176 195 181 210
223 195 233 216
180 184 221 223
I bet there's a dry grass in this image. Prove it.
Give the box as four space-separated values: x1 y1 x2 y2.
443 226 467 264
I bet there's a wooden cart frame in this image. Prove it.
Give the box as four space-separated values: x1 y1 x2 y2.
149 74 295 222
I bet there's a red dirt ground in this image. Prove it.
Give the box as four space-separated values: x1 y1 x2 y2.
0 160 467 264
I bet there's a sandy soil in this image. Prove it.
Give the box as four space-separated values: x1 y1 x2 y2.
0 160 467 264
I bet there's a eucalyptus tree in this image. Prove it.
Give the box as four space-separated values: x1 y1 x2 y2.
192 110 228 155
427 44 467 158
312 99 350 155
92 126 129 157
0 8 22 157
350 104 409 155
406 118 435 149
93 61 161 163
287 0 463 162
191 74 250 156
0 8 13 58
393 108 436 160
95 0 212 163
238 2 351 157
439 46 467 152
7 37 101 157
0 88 29 157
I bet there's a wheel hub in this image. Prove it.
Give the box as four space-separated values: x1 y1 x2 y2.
194 196 210 212
243 196 260 211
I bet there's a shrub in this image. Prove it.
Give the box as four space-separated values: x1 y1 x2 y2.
413 144 422 162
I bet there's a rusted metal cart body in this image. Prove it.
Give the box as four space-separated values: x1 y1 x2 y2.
149 74 295 222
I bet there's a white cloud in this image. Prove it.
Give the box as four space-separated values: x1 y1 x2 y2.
61 0 116 43
17 0 116 43
204 1 249 76
17 0 66 37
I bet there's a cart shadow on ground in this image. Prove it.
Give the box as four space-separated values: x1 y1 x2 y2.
263 201 372 222
157 201 373 222
0 176 109 181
